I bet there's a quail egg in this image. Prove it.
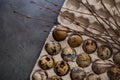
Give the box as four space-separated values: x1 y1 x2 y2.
82 39 97 54
70 67 86 80
76 53 91 68
54 61 70 76
67 34 83 47
52 25 69 41
113 52 120 66
48 75 63 80
32 70 48 80
61 47 76 62
39 55 54 70
97 45 112 60
107 66 120 80
92 59 112 74
86 73 101 80
45 41 61 56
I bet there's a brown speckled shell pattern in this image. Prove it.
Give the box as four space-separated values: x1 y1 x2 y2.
30 0 120 80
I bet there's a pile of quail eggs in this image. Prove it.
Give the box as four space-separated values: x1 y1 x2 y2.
32 25 120 80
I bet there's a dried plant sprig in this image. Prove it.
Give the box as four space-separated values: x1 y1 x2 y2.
30 1 104 35
13 10 119 50
44 0 92 15
97 0 120 15
42 0 119 38
13 11 55 24
43 0 118 28
13 0 120 51
44 0 120 44
84 0 120 46
100 0 120 30
32 0 120 49
82 0 119 38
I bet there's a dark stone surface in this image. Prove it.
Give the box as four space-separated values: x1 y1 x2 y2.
0 0 63 80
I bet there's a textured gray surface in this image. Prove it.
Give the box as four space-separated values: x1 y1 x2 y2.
0 0 63 80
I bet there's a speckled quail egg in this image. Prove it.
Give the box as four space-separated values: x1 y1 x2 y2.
92 59 112 74
97 45 112 60
48 75 63 80
70 67 86 80
61 47 76 62
113 52 120 66
82 39 97 54
76 53 91 68
86 73 101 80
39 55 54 70
45 41 61 56
54 61 70 76
32 70 48 80
52 25 69 41
107 66 120 80
67 34 83 47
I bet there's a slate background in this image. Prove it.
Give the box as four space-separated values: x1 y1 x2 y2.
0 0 63 80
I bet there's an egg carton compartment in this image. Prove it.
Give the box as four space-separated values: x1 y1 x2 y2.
30 24 114 80
30 0 120 80
58 0 120 27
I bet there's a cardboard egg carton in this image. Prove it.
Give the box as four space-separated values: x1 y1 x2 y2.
30 0 120 80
